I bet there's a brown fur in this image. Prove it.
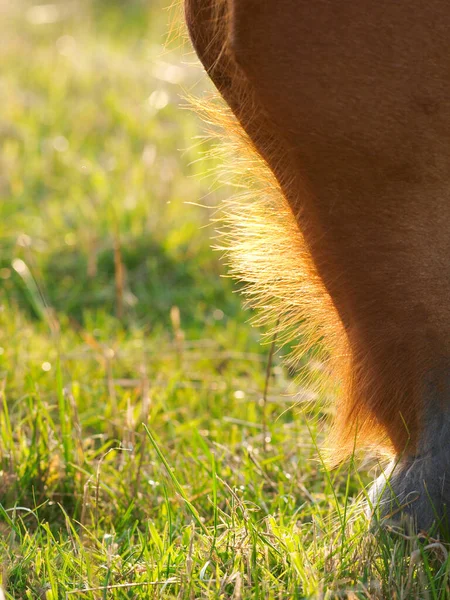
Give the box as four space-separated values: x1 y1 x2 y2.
184 0 450 463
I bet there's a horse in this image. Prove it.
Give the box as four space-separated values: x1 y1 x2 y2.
184 0 450 532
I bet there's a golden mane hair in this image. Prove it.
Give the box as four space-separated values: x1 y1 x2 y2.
183 0 406 462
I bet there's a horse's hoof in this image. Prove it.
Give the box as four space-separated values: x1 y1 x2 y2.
368 456 450 536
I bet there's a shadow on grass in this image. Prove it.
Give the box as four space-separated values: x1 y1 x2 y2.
2 235 245 333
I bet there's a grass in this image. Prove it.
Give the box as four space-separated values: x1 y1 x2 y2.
0 1 449 598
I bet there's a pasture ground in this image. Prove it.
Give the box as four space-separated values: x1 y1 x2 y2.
1 1 449 597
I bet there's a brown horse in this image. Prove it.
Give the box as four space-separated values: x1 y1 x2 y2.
185 0 450 532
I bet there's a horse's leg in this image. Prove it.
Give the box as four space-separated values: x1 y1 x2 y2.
186 0 450 531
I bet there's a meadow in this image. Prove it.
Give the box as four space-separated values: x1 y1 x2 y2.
1 1 449 598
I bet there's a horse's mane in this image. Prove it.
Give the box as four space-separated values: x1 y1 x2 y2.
181 0 404 463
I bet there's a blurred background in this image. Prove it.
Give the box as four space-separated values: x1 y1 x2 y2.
0 0 249 337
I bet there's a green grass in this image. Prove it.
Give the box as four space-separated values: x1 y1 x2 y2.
0 1 449 598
